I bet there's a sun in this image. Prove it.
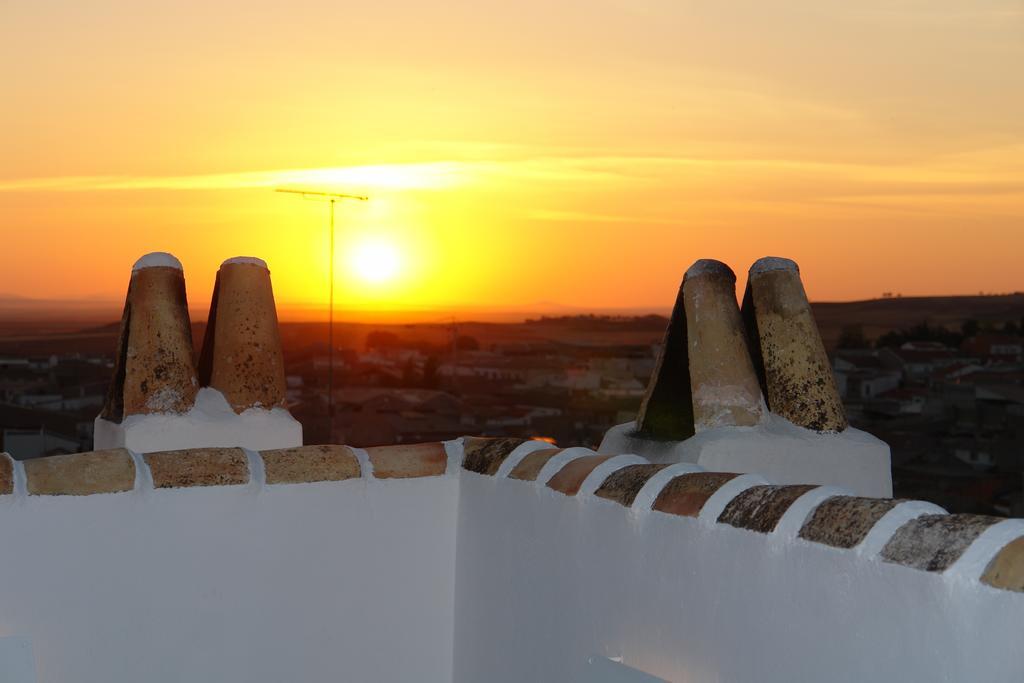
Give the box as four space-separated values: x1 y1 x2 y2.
349 238 401 284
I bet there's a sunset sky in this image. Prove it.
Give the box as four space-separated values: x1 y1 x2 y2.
2 0 1022 318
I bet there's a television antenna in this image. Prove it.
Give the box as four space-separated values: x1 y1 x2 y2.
276 188 368 441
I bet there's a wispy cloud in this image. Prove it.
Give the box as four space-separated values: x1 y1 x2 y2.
0 159 627 194
2 153 1021 201
527 209 679 225
0 163 469 193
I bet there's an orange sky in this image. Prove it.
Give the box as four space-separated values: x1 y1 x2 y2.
2 0 1022 317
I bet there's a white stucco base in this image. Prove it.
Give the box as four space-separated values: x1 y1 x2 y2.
597 416 892 498
94 388 302 453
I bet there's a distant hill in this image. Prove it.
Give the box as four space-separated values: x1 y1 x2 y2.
811 294 1024 348
0 294 1020 356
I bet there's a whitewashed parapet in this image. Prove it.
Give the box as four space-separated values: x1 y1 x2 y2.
452 437 1024 594
0 443 452 496
13 438 1013 595
0 438 1015 598
3 440 1022 682
6 440 1024 602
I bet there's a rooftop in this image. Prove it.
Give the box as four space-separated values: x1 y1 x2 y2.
0 436 1021 682
1 253 1021 682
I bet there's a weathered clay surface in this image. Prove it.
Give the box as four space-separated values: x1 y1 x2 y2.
798 496 902 549
365 442 447 479
144 447 249 488
880 514 1001 572
718 484 817 533
101 265 198 421
652 472 739 517
981 536 1024 592
743 261 847 433
25 449 135 495
0 453 13 495
595 464 670 506
546 455 615 496
462 437 528 475
636 279 696 440
508 448 562 481
198 260 286 413
261 445 360 484
683 260 764 430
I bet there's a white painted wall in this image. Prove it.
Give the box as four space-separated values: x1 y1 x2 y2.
452 471 1024 683
0 447 1022 683
0 476 458 683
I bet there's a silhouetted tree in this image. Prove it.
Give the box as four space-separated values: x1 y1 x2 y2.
366 330 400 351
456 335 480 351
422 355 440 389
875 321 963 349
837 325 869 349
401 358 418 386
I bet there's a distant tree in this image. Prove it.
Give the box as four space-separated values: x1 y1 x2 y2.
837 325 869 349
366 330 400 351
961 319 980 339
422 355 440 389
455 335 480 351
875 330 902 349
401 358 418 386
875 321 963 349
411 340 445 355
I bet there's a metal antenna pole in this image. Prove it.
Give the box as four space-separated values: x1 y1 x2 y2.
450 317 459 395
275 188 368 442
329 198 335 440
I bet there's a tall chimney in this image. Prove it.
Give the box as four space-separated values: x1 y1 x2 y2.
198 257 286 413
683 260 764 431
100 252 198 422
743 257 847 433
636 275 696 441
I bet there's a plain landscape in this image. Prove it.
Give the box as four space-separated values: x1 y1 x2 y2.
2 293 1022 355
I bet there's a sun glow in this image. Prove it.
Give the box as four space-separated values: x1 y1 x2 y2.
350 238 401 284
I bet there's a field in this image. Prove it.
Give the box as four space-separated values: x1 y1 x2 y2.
0 294 1021 356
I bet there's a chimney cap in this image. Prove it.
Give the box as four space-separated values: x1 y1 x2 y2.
222 256 268 270
132 252 182 273
685 259 735 281
750 256 799 276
